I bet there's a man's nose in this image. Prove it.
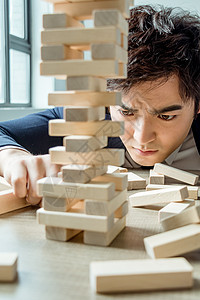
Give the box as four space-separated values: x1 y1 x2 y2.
133 116 156 145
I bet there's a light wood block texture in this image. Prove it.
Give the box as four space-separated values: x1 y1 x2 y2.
48 91 122 107
127 172 146 190
158 200 195 222
37 177 115 201
37 208 114 232
43 196 81 212
144 224 200 258
49 147 125 166
154 163 199 185
93 9 128 35
43 13 84 28
45 226 81 242
149 169 165 185
130 186 189 207
64 106 105 122
41 45 83 61
91 173 128 191
161 205 200 231
91 43 128 63
66 76 107 92
64 135 108 152
0 253 18 282
49 120 124 136
84 215 126 246
107 165 128 173
146 184 198 200
0 189 30 215
54 0 130 20
40 60 126 78
62 164 107 183
90 258 193 293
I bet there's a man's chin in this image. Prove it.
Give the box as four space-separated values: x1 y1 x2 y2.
127 150 164 166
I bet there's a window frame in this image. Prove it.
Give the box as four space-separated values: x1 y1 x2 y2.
1 0 31 107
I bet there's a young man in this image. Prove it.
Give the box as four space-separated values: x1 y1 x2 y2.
0 5 200 205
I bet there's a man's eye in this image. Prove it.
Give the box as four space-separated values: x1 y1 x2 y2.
158 114 175 121
118 109 134 116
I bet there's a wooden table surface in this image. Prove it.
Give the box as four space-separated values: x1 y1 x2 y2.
0 169 200 300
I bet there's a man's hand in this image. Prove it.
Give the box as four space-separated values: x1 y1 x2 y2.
0 149 61 205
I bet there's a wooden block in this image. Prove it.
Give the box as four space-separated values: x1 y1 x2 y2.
90 257 193 293
41 27 121 46
62 164 107 183
130 186 189 207
107 165 128 173
54 0 130 20
48 91 122 107
144 223 200 258
91 173 128 191
0 176 11 191
149 169 165 185
0 189 30 215
161 205 200 231
50 147 125 166
64 106 105 121
91 44 128 63
154 163 199 185
127 172 146 190
121 33 128 50
93 9 128 35
49 120 124 136
64 135 108 152
0 253 18 282
37 177 115 201
37 208 114 232
43 13 83 29
114 200 128 219
158 200 195 222
45 226 81 242
40 60 126 78
41 45 83 61
43 196 81 212
85 190 127 216
146 184 198 200
66 76 107 92
84 215 126 246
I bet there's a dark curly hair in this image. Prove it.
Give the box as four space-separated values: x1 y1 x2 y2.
107 5 200 115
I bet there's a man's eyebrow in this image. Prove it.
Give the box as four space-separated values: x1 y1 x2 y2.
152 105 183 114
120 103 138 112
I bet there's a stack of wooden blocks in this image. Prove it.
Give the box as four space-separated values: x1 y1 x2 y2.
37 0 133 246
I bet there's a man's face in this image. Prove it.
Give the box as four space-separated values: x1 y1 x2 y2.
110 75 196 166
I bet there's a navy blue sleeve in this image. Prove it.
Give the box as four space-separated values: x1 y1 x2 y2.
0 107 63 155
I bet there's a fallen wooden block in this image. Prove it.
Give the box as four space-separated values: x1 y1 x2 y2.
64 135 107 152
0 253 18 282
153 163 199 185
54 0 130 20
43 13 83 29
130 186 188 207
144 223 200 258
93 9 128 35
84 215 126 247
146 184 198 200
48 91 122 107
0 189 30 215
37 177 115 201
64 106 105 122
49 120 124 136
90 257 193 293
62 164 107 183
41 45 83 61
158 200 195 222
45 226 81 242
91 44 128 63
107 165 128 173
41 27 121 47
149 169 165 185
40 60 126 78
37 208 114 232
85 190 127 216
127 172 146 190
91 173 128 191
49 147 125 166
66 76 107 92
161 205 200 231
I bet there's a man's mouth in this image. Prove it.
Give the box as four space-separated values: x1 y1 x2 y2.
134 148 158 156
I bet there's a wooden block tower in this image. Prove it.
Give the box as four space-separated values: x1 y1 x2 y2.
37 0 132 246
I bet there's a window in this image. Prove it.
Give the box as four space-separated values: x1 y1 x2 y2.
0 0 31 107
